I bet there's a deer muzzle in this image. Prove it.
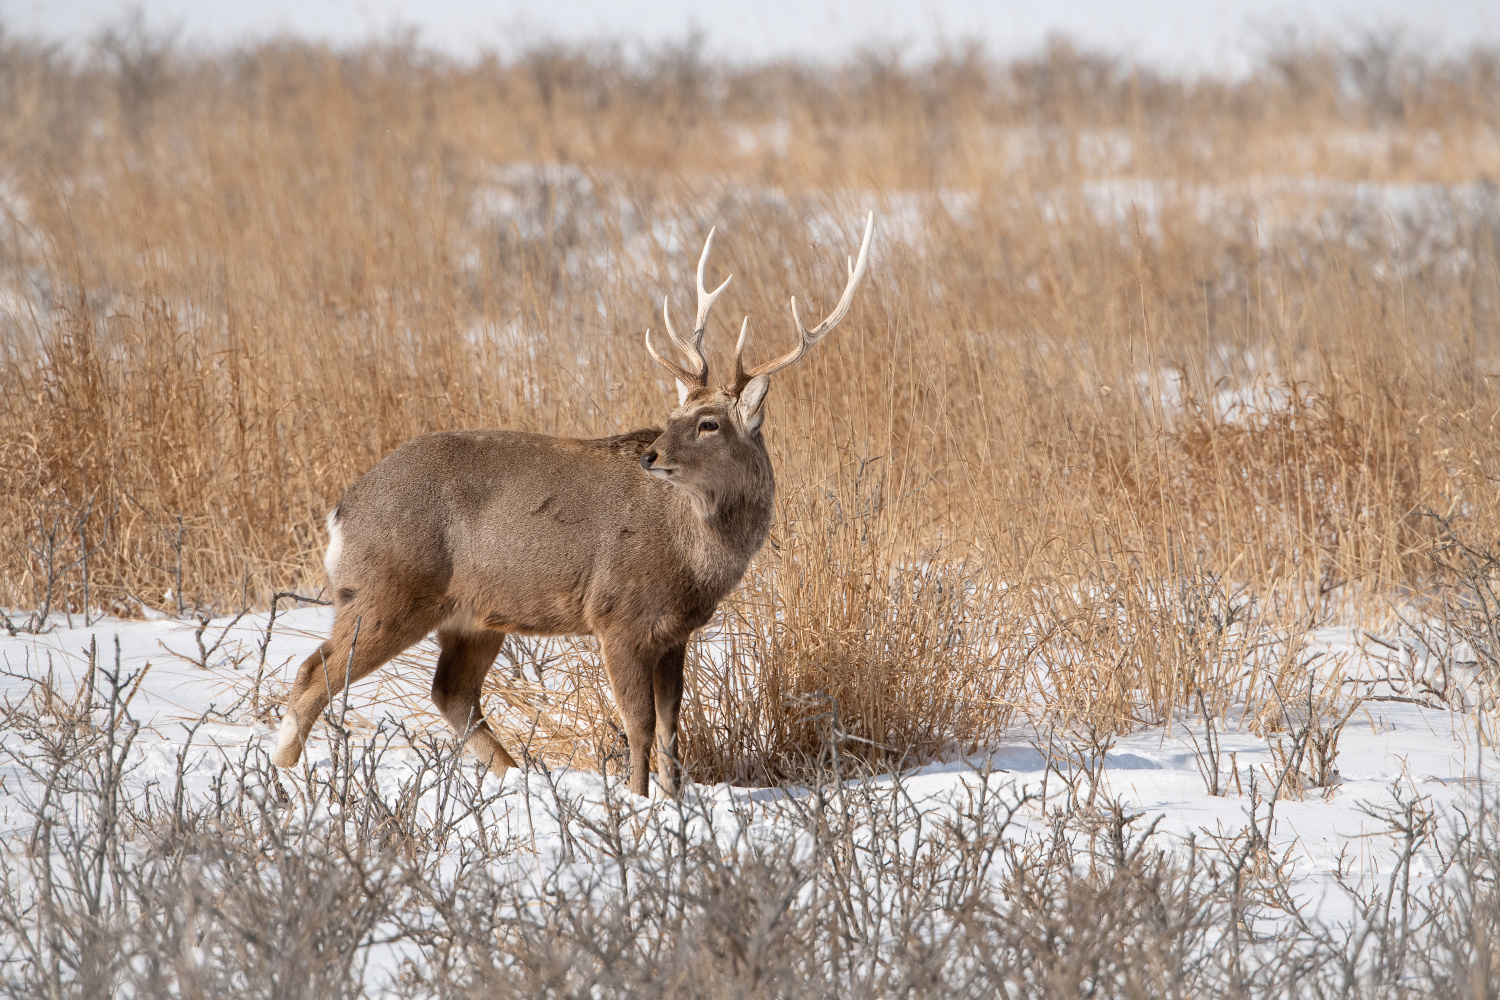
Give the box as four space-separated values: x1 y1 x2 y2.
640 450 673 480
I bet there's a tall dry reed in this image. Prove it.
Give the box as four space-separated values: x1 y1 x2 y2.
2 29 1497 777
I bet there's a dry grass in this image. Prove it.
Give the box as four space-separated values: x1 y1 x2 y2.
2 29 1499 780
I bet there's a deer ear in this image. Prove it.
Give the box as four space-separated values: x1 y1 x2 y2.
736 374 770 432
674 379 692 406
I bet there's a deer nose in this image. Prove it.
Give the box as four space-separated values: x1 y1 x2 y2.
640 451 658 471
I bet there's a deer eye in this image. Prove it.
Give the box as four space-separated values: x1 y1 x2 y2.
698 418 720 433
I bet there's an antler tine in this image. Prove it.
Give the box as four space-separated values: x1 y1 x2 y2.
695 226 733 336
731 211 874 394
660 295 706 386
644 327 700 389
730 315 751 389
654 227 731 391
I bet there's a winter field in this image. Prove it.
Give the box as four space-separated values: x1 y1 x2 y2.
2 607 1499 995
3 27 1500 997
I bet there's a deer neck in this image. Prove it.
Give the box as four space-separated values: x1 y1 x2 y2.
670 450 776 598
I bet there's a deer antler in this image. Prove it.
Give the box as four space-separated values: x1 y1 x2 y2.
731 211 874 395
645 227 732 392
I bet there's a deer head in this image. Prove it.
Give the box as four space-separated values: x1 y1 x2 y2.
640 212 876 502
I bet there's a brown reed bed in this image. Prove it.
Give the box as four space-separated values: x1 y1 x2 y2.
2 29 1498 780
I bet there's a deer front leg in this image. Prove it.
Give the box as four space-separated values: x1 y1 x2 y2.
600 635 657 797
653 644 686 797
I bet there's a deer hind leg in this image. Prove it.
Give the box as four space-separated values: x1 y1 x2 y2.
431 629 518 779
271 592 441 769
600 635 658 797
653 644 687 797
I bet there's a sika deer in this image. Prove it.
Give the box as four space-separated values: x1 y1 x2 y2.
272 213 875 796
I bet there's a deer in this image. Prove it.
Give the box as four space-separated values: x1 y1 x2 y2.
270 213 875 797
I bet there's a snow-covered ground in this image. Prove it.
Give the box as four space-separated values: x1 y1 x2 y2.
0 606 1491 941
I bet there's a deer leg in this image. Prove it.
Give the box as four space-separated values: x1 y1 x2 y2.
272 595 439 768
653 644 687 797
601 636 657 797
431 629 518 779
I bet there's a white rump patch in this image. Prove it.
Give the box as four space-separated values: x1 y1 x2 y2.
323 510 343 580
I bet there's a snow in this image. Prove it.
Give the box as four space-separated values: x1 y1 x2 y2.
0 607 1492 944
